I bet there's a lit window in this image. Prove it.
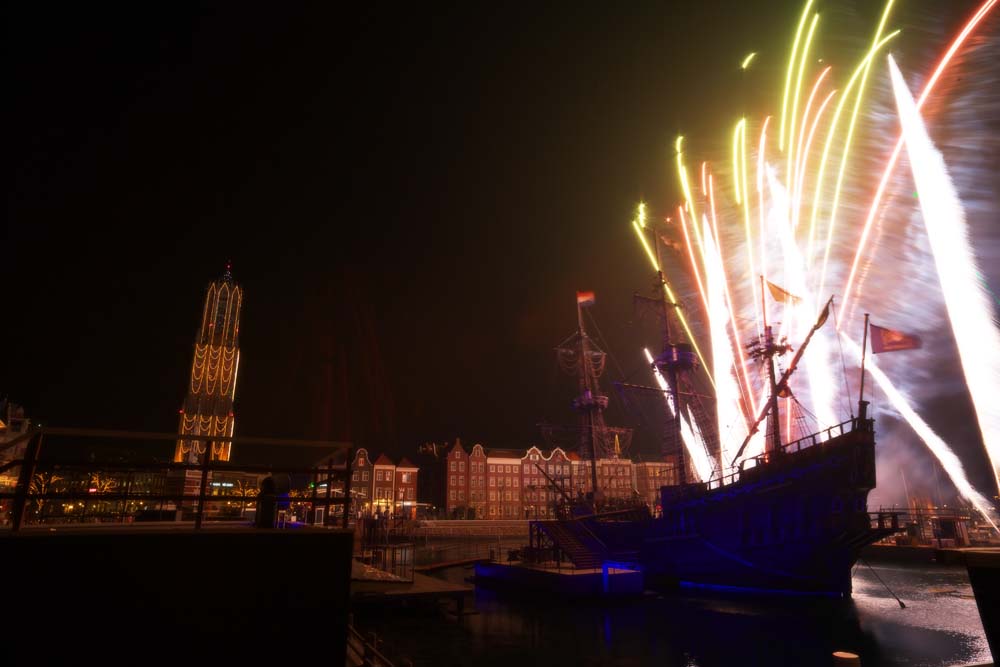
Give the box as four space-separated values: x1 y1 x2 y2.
376 470 383 481
385 471 392 481
450 461 456 472
362 472 369 482
450 490 455 500
459 462 465 472
459 476 464 486
490 478 495 487
489 465 495 473
450 476 455 487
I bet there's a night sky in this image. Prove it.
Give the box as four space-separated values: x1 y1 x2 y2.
7 1 994 489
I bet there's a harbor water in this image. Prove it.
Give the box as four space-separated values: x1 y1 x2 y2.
354 560 991 667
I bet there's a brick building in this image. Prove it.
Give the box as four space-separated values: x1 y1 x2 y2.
442 442 677 520
347 448 420 517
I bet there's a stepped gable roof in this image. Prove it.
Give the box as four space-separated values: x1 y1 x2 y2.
445 439 467 456
373 453 395 466
396 457 417 469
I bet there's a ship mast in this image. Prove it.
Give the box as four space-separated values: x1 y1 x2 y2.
653 268 691 485
575 298 602 501
761 276 784 456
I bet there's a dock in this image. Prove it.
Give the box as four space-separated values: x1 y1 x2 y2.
474 560 644 597
351 559 473 615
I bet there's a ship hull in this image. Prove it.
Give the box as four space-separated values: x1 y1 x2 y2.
587 421 899 596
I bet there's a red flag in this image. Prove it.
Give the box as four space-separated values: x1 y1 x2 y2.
577 291 595 307
870 324 922 353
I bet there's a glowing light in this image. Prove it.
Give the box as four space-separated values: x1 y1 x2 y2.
805 30 900 265
644 348 715 482
793 87 837 234
786 12 819 188
703 218 747 469
889 54 1000 491
816 0 895 300
841 335 998 530
741 52 757 70
632 219 659 271
790 66 831 229
780 0 816 152
632 215 715 390
839 0 998 322
733 119 746 205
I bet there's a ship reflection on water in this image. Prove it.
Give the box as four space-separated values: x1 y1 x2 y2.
356 563 991 667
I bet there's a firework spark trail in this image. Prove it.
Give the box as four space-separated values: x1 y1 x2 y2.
815 0 895 300
768 167 838 432
889 54 1000 491
633 216 716 389
793 88 837 237
704 217 747 468
786 12 820 191
709 175 757 419
755 117 771 337
790 66 832 231
806 30 900 274
645 348 716 482
839 0 999 323
841 335 998 529
780 0 816 152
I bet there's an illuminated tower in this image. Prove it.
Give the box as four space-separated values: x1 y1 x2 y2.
175 264 243 463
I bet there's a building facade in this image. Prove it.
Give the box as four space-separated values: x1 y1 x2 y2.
443 443 677 520
347 448 419 518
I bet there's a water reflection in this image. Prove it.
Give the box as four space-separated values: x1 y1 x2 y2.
355 563 990 667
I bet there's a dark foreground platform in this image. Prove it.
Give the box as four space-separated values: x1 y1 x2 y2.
2 526 353 664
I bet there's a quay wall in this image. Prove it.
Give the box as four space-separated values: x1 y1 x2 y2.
3 526 353 662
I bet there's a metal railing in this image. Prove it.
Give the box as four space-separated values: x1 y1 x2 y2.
704 417 869 491
0 427 353 531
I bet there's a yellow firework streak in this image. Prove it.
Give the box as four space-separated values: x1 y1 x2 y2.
741 52 757 70
787 12 820 194
780 0 815 152
732 119 746 205
631 215 716 389
675 139 699 234
816 0 895 300
804 30 900 267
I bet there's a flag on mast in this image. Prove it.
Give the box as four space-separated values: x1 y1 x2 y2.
577 291 596 307
765 280 801 305
870 324 922 353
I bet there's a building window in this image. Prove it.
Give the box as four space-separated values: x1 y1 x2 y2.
450 476 456 487
458 490 464 501
362 472 369 482
376 470 383 481
449 490 455 500
401 472 410 483
490 507 495 516
385 471 392 482
450 461 456 472
352 472 358 482
489 478 495 487
513 478 518 487
407 488 415 500
459 462 465 472
459 476 464 486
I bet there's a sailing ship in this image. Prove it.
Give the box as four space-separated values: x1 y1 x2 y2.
526 282 902 596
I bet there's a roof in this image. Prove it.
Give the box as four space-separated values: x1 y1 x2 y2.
396 457 418 469
373 453 395 466
486 448 523 459
445 439 467 456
